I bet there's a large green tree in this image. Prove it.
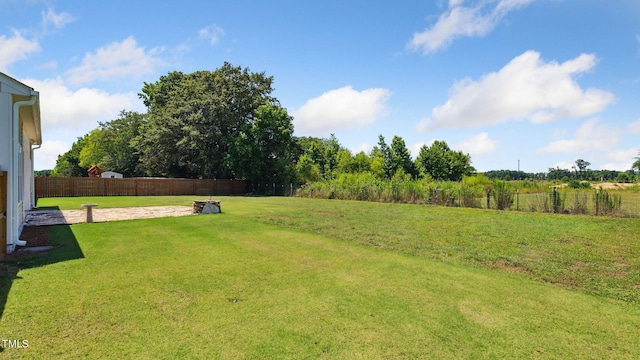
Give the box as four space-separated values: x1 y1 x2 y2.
294 134 345 180
390 135 417 179
52 135 89 177
573 159 591 180
415 140 474 181
370 135 394 179
79 111 146 177
138 63 275 178
226 102 296 186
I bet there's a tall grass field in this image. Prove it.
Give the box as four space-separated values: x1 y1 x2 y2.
1 196 639 358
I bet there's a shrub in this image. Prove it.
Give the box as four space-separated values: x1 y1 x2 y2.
594 188 622 216
568 180 591 189
617 173 630 183
568 191 589 215
492 181 514 210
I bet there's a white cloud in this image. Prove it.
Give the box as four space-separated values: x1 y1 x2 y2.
35 140 70 170
537 118 618 153
456 132 497 156
629 119 640 133
293 86 391 136
0 8 73 72
409 141 431 159
552 160 576 171
24 77 143 170
408 0 534 54
199 24 225 46
65 37 163 85
416 51 615 132
21 77 142 128
600 148 639 171
350 143 372 155
0 30 40 72
41 7 75 30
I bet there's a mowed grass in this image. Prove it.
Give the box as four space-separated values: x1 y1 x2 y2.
228 197 640 304
36 196 195 210
0 197 637 358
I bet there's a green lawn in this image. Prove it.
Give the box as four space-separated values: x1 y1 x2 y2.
1 196 639 358
36 196 196 210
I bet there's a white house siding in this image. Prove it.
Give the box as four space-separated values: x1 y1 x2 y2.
0 73 41 254
21 126 33 226
0 92 11 173
102 171 123 178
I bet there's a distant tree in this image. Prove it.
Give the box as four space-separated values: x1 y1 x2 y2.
616 172 630 183
547 167 572 181
34 169 53 177
296 154 321 184
79 111 146 177
352 151 372 173
226 102 296 185
370 156 386 180
484 170 533 181
336 149 355 174
52 135 89 177
322 134 342 179
633 152 640 172
414 140 474 181
448 150 475 182
390 135 417 179
574 159 591 179
294 134 346 180
370 135 394 179
597 169 619 181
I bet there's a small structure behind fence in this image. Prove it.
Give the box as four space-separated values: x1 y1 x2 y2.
35 177 247 199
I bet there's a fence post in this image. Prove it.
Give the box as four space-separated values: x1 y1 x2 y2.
552 187 557 213
486 188 491 209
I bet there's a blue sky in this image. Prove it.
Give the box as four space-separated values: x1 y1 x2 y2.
1 0 639 173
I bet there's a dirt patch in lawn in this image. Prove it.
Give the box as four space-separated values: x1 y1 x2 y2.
8 206 195 259
24 206 194 226
590 182 637 190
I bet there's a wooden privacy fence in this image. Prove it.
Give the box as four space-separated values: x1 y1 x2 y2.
35 177 247 199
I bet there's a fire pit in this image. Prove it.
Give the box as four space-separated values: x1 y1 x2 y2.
192 200 221 214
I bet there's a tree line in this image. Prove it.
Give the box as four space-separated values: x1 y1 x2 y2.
49 62 639 186
485 158 639 183
50 63 474 187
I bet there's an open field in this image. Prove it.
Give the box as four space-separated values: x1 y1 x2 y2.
1 196 639 358
296 179 640 217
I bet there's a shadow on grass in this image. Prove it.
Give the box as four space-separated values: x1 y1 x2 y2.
0 223 84 322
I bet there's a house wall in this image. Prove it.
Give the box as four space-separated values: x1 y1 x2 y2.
102 171 123 178
0 92 11 173
0 88 13 254
0 74 40 255
21 126 33 218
